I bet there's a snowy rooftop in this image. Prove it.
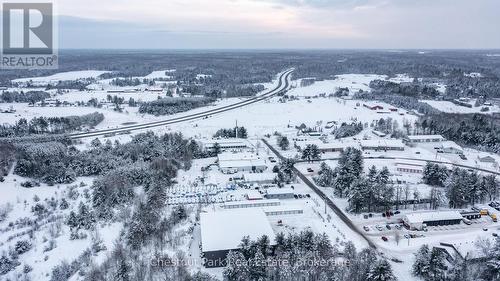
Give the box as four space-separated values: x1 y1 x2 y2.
266 187 295 195
246 190 264 200
223 199 281 208
218 152 260 162
200 209 275 252
359 139 405 148
219 159 267 169
404 210 463 224
200 138 250 146
243 173 277 182
440 141 462 150
406 135 445 140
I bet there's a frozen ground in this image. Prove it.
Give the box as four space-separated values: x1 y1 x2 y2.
289 74 413 98
422 100 500 114
0 174 121 280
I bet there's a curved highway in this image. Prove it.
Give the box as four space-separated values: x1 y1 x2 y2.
69 68 294 139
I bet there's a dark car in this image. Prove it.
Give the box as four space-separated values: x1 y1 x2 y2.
381 236 388 242
386 224 392 230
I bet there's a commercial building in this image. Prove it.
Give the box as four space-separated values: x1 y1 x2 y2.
404 135 446 144
360 139 405 151
440 141 463 154
478 156 497 163
245 190 264 200
218 152 268 174
403 211 463 230
363 104 384 110
242 173 277 184
200 209 275 267
199 138 249 153
265 188 295 199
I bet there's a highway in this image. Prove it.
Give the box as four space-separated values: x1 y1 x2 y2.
68 68 294 139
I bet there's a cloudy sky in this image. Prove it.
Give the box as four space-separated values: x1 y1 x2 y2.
54 0 500 49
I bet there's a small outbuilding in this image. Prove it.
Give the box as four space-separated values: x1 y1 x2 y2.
265 188 295 199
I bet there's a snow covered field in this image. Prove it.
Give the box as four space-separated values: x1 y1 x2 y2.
289 74 413 98
422 100 500 114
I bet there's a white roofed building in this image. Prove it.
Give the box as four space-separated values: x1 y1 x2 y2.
403 211 463 230
200 209 275 267
360 139 405 151
405 135 446 144
218 152 268 174
199 138 250 153
243 173 277 184
265 188 295 199
440 141 463 154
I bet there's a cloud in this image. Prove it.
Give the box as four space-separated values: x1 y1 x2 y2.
49 0 500 49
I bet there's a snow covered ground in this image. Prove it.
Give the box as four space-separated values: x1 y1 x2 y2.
0 174 122 280
289 73 413 98
422 100 500 114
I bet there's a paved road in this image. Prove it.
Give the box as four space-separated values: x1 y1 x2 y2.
261 138 378 249
68 69 294 139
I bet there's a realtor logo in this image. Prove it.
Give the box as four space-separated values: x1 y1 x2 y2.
1 2 58 69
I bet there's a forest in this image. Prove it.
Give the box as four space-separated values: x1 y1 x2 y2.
0 112 104 138
138 97 215 116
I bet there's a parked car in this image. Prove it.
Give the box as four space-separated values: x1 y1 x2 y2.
394 210 401 215
483 228 489 231
381 236 388 242
376 225 383 231
395 224 402 230
493 233 498 237
363 226 370 232
404 234 410 239
459 154 467 160
386 224 391 230
307 168 314 173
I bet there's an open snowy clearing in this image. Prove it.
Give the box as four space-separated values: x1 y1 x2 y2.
422 100 500 114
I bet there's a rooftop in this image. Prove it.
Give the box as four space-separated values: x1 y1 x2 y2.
404 210 463 224
200 209 275 252
243 173 277 182
407 135 445 140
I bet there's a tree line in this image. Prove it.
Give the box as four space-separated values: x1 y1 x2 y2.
138 97 215 116
224 231 397 281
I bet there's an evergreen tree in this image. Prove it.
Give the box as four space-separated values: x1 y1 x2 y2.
428 247 447 281
367 259 396 281
278 136 290 150
413 244 431 280
223 251 250 281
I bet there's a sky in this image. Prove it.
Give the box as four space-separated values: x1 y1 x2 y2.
48 0 500 49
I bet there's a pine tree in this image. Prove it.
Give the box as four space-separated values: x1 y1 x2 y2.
223 251 250 281
428 247 447 281
278 136 290 150
367 259 396 281
412 244 431 279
